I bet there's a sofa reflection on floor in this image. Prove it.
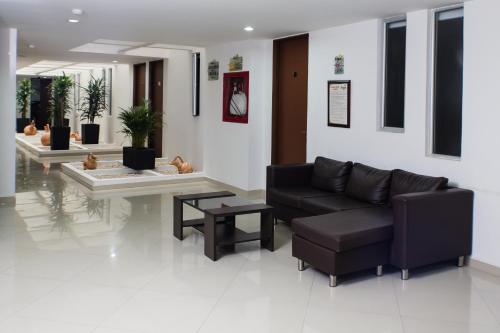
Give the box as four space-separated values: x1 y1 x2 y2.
266 157 473 287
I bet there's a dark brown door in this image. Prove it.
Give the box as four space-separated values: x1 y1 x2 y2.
148 60 164 157
272 34 309 165
133 63 146 106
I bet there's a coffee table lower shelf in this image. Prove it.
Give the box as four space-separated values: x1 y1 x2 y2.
173 191 274 261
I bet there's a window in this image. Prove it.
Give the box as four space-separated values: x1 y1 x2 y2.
383 18 406 129
432 7 464 157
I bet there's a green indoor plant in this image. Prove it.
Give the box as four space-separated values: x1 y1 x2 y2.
80 76 107 144
16 79 33 133
48 74 73 150
118 100 157 170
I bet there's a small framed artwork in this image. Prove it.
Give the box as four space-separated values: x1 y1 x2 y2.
222 71 249 124
229 54 243 71
208 60 219 81
328 80 351 128
334 54 344 74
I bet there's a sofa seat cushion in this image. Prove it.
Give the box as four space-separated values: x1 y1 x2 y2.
390 169 448 204
267 186 335 208
311 157 353 193
345 163 392 205
301 195 374 215
292 207 393 252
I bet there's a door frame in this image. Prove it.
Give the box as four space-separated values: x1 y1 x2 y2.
271 33 309 165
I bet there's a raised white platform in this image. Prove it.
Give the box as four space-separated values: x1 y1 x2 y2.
16 133 123 158
62 158 206 191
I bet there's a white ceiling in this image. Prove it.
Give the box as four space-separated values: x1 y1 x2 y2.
0 0 465 66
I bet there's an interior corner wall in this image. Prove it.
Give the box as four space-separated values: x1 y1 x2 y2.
163 50 203 171
111 64 133 146
203 40 273 191
307 0 500 268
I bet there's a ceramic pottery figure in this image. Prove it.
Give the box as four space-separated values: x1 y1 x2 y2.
83 153 97 170
71 131 81 141
24 121 37 136
41 124 50 146
170 156 193 174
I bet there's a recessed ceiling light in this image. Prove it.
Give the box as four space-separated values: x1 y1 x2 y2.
68 18 79 23
244 26 254 32
112 60 118 63
72 8 83 15
28 44 35 49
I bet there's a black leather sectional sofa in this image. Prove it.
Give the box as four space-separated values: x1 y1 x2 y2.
266 157 474 287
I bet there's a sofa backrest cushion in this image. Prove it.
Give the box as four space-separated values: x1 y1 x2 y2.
311 157 353 193
345 163 392 205
390 169 448 203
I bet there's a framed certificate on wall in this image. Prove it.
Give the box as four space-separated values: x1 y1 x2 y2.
327 80 351 128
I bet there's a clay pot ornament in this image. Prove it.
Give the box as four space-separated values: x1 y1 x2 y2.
40 124 50 146
71 131 81 141
83 153 97 170
170 155 194 174
24 121 37 136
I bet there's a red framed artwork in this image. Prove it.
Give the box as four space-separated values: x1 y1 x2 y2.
222 71 249 124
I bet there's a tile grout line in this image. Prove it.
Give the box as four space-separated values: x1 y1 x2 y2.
390 274 407 333
468 269 500 326
195 256 249 333
299 269 316 333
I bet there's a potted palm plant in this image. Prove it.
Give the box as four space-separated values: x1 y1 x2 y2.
16 79 32 133
118 100 157 170
49 74 73 150
80 76 106 144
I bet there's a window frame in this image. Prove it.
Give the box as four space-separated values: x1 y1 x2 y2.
380 15 407 133
426 4 464 160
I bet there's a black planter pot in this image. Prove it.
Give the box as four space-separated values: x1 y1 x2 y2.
16 118 30 133
50 126 71 150
123 147 156 170
81 124 100 144
63 118 70 128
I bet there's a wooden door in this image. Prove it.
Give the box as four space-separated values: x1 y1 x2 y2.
148 60 164 157
272 34 309 165
133 63 146 106
31 77 52 129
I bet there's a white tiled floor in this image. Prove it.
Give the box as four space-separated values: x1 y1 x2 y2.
1 150 500 332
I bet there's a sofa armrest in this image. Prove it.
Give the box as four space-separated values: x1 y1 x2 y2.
266 163 314 189
391 188 474 270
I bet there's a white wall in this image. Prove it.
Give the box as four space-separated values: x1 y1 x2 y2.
111 64 133 146
163 50 203 170
0 27 17 200
203 40 273 190
306 0 500 267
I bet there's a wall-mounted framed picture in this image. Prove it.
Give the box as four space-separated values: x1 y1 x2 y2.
208 60 219 81
328 80 351 128
222 71 249 124
229 54 243 71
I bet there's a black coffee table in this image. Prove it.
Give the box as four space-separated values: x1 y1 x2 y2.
173 191 274 261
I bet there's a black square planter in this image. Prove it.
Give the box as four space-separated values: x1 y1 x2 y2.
50 126 71 150
16 118 31 133
81 124 100 144
123 147 156 170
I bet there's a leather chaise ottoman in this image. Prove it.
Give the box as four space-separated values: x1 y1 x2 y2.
292 207 393 287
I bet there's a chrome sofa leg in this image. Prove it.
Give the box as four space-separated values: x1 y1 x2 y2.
401 269 409 280
298 259 305 271
329 275 337 287
376 265 383 276
458 256 465 267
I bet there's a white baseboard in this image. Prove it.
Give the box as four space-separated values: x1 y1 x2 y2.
205 178 265 199
469 258 500 277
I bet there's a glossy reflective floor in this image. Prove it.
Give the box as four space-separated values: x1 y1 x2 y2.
1 150 500 332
